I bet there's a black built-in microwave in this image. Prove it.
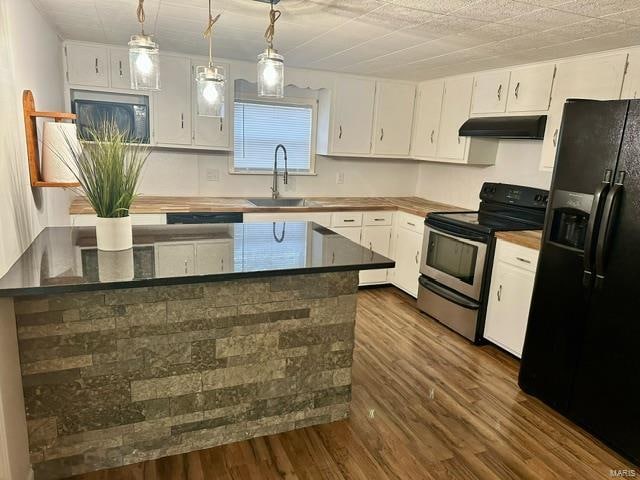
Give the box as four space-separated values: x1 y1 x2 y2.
72 99 149 143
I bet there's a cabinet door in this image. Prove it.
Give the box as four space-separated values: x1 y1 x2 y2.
507 63 555 112
360 225 392 285
436 76 473 161
411 80 444 158
621 49 640 100
154 55 192 145
195 241 232 274
471 70 510 114
540 52 627 170
393 227 423 297
330 226 362 244
65 44 109 87
372 81 415 156
192 63 230 148
155 243 195 277
484 260 536 357
109 48 131 89
332 77 376 155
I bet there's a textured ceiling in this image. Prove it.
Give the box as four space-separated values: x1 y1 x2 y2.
31 0 640 80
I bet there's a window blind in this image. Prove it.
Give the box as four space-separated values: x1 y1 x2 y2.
233 101 313 172
234 222 308 271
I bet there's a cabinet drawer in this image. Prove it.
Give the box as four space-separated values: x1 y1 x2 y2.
331 212 362 227
396 211 423 233
363 211 393 226
495 239 539 272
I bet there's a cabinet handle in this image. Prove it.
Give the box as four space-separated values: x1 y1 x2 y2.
497 284 502 302
552 128 559 147
430 129 434 144
332 252 335 264
338 125 342 139
380 128 384 141
221 258 224 271
497 84 502 101
369 242 373 251
119 60 123 77
95 57 99 74
457 136 461 145
184 260 188 274
373 218 385 221
415 251 419 264
516 256 532 264
219 118 223 132
407 221 416 227
514 82 520 99
181 113 184 129
343 219 355 223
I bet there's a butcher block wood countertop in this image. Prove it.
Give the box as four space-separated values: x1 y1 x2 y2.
70 196 461 218
495 230 543 251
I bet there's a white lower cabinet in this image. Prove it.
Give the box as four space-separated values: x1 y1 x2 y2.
360 225 392 285
155 243 196 277
484 239 539 358
391 213 424 297
195 241 233 274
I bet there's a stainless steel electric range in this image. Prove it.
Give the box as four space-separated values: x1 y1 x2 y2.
417 182 548 344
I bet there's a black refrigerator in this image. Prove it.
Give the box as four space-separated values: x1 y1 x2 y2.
519 98 640 466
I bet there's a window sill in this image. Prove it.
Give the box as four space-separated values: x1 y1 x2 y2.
228 170 318 176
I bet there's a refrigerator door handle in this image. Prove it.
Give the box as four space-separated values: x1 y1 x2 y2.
595 171 626 289
582 170 612 287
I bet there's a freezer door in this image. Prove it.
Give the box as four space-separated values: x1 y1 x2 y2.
519 99 629 411
568 100 640 465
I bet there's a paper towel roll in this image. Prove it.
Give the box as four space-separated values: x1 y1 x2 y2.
42 122 81 183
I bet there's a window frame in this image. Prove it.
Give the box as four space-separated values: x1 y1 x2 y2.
229 95 318 176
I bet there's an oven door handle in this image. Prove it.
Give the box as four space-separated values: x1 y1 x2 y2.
425 222 488 243
419 277 480 310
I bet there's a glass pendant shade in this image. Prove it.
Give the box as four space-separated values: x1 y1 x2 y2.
128 34 160 91
257 48 284 98
196 66 225 117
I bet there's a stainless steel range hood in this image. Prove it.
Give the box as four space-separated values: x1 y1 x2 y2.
459 115 547 140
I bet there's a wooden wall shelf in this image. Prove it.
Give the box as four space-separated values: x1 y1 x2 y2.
23 90 80 188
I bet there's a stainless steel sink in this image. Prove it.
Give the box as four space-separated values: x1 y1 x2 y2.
247 198 309 207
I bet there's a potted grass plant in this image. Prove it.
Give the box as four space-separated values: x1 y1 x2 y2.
62 121 149 251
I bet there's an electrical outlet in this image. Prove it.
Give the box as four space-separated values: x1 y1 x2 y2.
206 168 219 182
336 172 345 184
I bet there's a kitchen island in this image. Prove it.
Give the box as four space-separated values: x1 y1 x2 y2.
0 222 393 480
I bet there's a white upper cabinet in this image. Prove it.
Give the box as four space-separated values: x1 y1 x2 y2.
507 63 555 113
436 76 473 161
471 70 510 114
332 77 376 155
65 44 109 87
191 62 230 149
154 55 192 146
411 80 444 159
540 52 628 170
109 48 131 90
372 81 415 157
621 49 640 100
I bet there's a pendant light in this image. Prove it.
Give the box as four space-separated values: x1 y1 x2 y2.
257 0 284 98
195 0 225 117
128 0 160 90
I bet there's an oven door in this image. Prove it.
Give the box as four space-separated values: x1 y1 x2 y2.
420 225 488 301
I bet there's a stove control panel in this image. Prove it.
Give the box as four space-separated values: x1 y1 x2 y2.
480 182 549 209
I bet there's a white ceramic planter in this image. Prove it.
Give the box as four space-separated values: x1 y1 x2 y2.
98 248 134 282
95 216 133 251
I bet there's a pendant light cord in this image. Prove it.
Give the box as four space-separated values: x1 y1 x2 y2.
137 0 146 35
203 0 221 67
264 1 281 49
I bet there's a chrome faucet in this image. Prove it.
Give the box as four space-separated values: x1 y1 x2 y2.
271 144 288 199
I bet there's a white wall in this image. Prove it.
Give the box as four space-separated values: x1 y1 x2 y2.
415 140 553 209
138 150 420 197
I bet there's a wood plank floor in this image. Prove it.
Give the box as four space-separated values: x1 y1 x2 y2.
70 287 633 480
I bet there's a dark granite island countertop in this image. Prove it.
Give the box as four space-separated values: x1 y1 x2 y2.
0 222 394 297
2 222 393 480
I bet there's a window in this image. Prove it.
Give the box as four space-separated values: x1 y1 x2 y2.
233 100 315 174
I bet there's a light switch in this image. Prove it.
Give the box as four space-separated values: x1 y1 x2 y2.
206 168 219 182
336 172 345 184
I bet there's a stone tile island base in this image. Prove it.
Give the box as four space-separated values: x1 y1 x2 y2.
14 271 358 480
